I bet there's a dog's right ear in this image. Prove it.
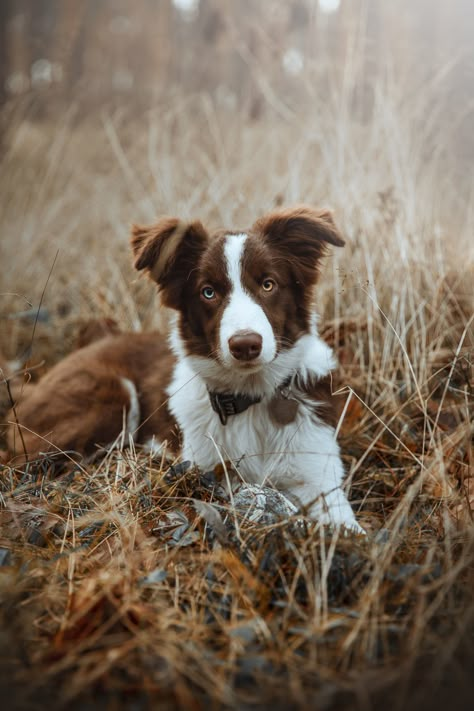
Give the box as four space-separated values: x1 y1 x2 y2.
131 217 209 309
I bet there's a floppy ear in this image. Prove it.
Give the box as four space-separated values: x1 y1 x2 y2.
253 205 344 283
131 217 209 309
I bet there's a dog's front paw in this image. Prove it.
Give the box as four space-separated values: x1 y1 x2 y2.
317 511 366 536
312 492 366 536
340 519 366 536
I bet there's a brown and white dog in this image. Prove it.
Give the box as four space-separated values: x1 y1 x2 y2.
7 205 363 532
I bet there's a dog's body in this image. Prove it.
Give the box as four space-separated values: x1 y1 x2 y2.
7 206 363 532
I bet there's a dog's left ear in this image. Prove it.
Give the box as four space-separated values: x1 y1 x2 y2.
253 205 344 283
131 217 209 309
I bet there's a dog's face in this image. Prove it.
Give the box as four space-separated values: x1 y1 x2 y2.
131 206 344 376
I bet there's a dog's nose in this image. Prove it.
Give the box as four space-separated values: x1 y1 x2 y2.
228 331 262 361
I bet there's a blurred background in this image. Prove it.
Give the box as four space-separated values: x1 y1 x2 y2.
1 0 473 161
0 0 473 367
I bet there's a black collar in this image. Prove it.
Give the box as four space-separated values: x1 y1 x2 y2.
208 375 292 426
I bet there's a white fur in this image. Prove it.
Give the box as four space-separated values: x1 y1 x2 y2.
142 436 166 457
120 377 140 438
168 328 363 533
219 234 277 366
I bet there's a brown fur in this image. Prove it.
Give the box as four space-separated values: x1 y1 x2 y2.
131 218 209 310
252 206 344 341
7 333 178 465
267 375 341 429
297 374 342 429
75 317 122 349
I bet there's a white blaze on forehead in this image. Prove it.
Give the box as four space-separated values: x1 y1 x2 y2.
220 233 276 365
224 233 247 287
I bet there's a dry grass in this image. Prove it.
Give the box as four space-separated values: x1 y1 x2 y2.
0 54 473 710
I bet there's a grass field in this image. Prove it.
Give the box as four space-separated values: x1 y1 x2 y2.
0 32 473 710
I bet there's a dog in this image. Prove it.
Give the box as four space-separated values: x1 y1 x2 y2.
7 205 363 533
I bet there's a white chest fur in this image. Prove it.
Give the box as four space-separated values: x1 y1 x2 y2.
167 334 363 533
169 357 334 482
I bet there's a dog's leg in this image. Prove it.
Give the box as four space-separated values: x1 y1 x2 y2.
275 434 365 534
266 421 365 533
290 480 365 534
289 478 365 534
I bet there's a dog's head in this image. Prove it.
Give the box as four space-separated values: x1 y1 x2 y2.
131 205 344 379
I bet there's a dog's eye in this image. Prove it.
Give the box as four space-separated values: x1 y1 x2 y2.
262 278 275 292
201 286 216 300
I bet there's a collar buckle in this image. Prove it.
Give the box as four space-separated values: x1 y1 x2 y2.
209 392 238 426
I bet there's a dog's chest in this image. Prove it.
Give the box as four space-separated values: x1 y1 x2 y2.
167 360 328 486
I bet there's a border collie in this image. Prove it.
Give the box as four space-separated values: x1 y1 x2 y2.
7 205 363 533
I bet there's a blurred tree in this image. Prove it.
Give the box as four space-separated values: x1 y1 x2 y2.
0 2 8 109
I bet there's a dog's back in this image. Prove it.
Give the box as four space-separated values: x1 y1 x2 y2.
7 332 177 465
